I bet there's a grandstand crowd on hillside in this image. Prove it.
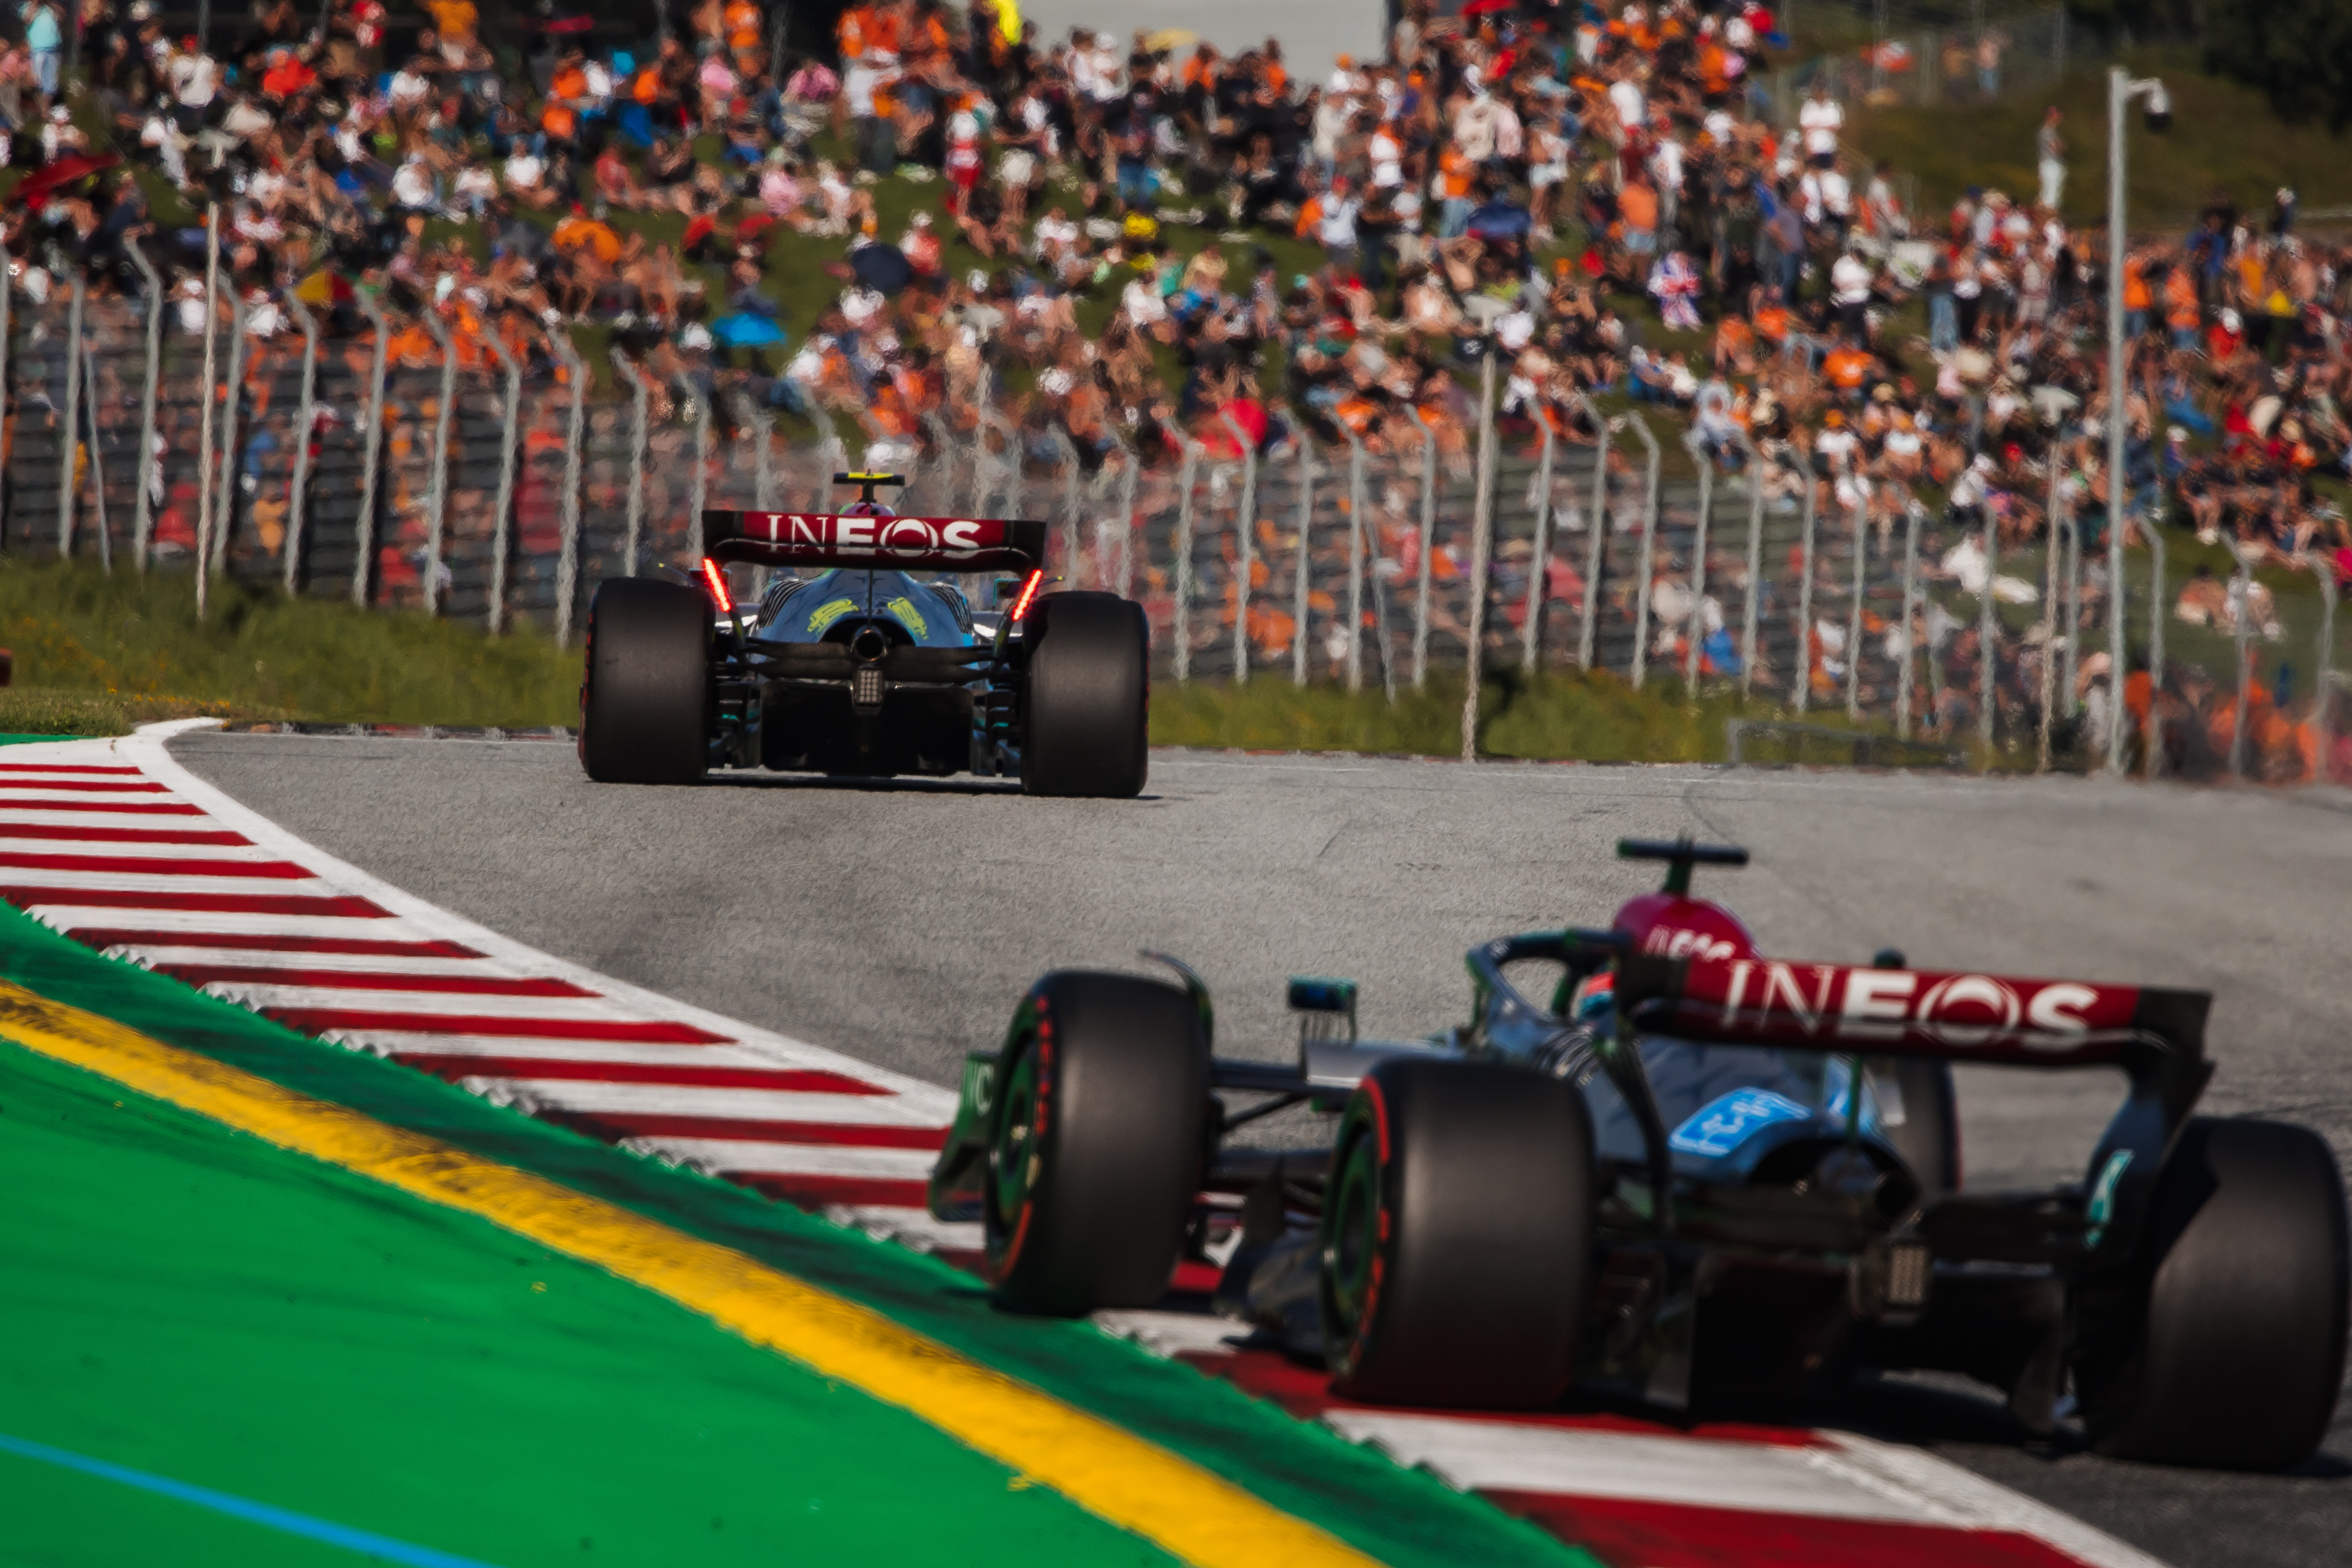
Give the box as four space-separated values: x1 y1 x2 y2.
3 0 2348 774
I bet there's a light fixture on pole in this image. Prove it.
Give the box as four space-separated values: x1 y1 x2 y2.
2103 66 2168 773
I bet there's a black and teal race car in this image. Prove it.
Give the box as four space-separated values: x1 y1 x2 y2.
575 474 1149 796
928 839 2350 1471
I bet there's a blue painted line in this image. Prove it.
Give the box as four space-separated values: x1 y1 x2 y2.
0 1430 505 1568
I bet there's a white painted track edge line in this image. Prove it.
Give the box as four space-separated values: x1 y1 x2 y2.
120 725 954 1115
1821 1432 2173 1568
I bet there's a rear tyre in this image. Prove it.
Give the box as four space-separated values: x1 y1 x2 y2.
984 971 1208 1313
579 578 710 784
1321 1057 1594 1408
1020 592 1148 799
2077 1117 2350 1469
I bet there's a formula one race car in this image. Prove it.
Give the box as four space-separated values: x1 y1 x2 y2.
576 474 1149 796
929 840 2351 1470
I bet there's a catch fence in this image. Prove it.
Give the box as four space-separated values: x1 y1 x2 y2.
6 271 2344 779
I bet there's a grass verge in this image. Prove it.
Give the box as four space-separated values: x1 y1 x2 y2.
1150 668 1999 768
0 560 579 729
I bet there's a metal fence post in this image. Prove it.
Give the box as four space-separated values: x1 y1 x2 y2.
352 289 390 607
209 289 249 578
1841 465 1865 723
0 260 11 549
1105 422 1138 600
55 275 83 560
749 397 778 511
1290 419 1312 686
1221 409 1257 682
2145 526 2165 779
2038 463 2066 772
1173 436 1202 683
675 371 710 562
1342 425 1367 694
2314 567 2337 784
806 401 845 509
124 238 161 571
548 327 587 644
1734 430 1766 694
611 348 648 577
1978 513 1998 750
1622 412 1662 690
1898 499 1922 738
1054 420 1082 581
2062 516 2082 702
194 207 219 617
281 294 320 596
2229 543 2253 780
79 339 110 572
1786 456 1814 713
1683 433 1712 690
1460 351 1499 759
420 311 456 614
1580 419 1617 671
480 328 524 631
1405 405 1438 689
1520 414 1556 675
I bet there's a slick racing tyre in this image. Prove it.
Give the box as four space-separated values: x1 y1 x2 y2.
2076 1117 2349 1469
984 971 1208 1313
1321 1057 1594 1408
579 578 710 784
1021 591 1148 799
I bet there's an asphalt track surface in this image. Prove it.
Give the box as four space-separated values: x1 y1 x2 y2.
176 731 2352 1568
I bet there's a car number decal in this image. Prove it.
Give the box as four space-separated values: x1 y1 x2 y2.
1667 1088 1814 1158
806 597 857 634
886 596 929 640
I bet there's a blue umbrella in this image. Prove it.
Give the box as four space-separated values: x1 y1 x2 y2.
711 312 786 349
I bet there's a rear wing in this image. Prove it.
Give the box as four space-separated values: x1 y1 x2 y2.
702 509 1047 574
1616 953 2209 1074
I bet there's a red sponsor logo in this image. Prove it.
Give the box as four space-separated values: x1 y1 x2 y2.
1678 957 2139 1054
736 513 1000 559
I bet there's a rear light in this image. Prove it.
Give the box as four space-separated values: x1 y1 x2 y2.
1008 568 1045 623
698 557 734 615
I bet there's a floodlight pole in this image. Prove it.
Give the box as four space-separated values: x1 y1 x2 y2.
2106 66 2165 774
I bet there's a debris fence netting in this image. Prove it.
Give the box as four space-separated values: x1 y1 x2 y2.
6 289 2342 777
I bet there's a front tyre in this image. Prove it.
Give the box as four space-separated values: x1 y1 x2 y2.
1321 1057 1595 1408
1020 592 1148 799
2077 1117 2349 1469
984 971 1207 1313
579 578 711 784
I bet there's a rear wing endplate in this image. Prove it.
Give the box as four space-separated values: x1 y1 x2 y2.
703 509 1047 574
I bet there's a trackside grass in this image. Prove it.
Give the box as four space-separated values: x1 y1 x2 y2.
0 901 1593 1568
0 560 579 730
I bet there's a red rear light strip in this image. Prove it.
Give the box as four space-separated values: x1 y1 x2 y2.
1008 568 1045 623
699 557 734 615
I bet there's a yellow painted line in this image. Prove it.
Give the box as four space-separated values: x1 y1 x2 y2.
0 982 1385 1568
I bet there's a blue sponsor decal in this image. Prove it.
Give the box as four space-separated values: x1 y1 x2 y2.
1668 1088 1815 1158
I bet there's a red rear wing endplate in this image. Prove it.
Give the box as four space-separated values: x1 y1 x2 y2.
702 510 1048 573
1617 953 2209 1070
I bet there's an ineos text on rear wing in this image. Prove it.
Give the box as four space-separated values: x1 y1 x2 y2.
1617 953 2209 1072
703 510 1048 573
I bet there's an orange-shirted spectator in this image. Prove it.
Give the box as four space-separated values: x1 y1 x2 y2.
1823 341 1872 394
725 0 763 61
837 3 873 60
422 0 475 44
2163 263 2200 345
